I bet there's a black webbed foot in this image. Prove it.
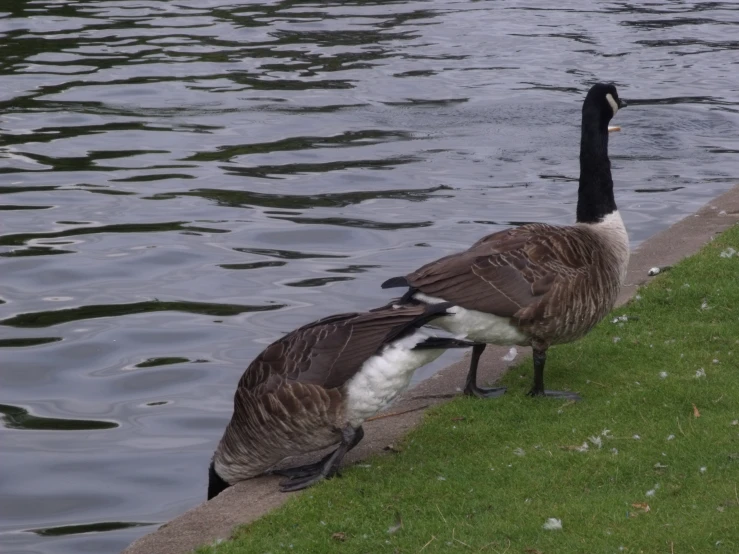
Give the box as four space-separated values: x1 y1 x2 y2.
271 457 329 479
277 424 361 493
464 384 507 399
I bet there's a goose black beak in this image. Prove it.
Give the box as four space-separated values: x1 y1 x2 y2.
618 99 628 109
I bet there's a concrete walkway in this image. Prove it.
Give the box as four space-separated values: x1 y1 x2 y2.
123 184 739 554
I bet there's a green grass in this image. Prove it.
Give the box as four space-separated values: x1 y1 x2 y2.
202 225 739 554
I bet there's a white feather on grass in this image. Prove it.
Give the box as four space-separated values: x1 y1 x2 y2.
542 518 562 531
502 347 518 362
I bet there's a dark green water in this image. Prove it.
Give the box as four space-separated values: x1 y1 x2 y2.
1 1 738 552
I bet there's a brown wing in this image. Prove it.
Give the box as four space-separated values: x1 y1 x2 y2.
238 303 438 393
405 224 591 321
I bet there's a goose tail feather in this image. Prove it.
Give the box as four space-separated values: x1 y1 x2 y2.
381 276 409 289
413 337 477 350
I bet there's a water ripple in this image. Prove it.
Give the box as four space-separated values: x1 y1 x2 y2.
269 215 434 230
29 522 153 537
0 300 284 328
0 404 118 431
147 185 450 209
0 337 62 347
0 222 230 248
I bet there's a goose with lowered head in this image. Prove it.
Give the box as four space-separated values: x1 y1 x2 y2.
208 302 474 499
381 82 628 400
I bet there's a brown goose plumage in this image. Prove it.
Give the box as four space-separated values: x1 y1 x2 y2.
208 302 472 498
382 83 629 399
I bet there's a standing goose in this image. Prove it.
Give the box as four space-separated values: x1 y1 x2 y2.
381 83 628 400
208 302 473 499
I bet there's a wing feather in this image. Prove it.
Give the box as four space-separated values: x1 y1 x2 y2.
404 224 592 320
237 303 440 394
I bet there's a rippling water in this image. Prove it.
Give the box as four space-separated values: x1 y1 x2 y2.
1 1 738 552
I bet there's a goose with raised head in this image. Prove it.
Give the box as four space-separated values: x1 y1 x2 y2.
381 83 628 400
208 302 474 499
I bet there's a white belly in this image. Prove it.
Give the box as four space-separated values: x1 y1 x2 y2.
344 331 444 428
413 292 528 345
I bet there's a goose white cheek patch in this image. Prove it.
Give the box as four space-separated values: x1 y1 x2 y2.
606 93 619 115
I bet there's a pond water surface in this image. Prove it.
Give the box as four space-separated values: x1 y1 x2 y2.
1 1 738 552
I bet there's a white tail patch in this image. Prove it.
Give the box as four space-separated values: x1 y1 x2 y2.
344 330 445 428
412 292 527 344
606 93 619 115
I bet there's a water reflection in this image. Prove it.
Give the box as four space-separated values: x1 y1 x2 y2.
29 522 152 537
232 247 347 259
268 215 434 230
284 276 354 287
135 357 192 368
221 155 420 179
0 246 74 257
218 260 286 270
183 130 413 162
0 337 62 347
0 404 118 431
147 185 451 209
0 222 230 248
0 300 283 328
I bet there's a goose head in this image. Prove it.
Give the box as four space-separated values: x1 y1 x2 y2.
208 461 230 500
583 83 627 128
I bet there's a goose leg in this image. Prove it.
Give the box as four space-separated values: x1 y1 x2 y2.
279 424 362 492
273 426 364 479
527 348 580 400
464 344 507 398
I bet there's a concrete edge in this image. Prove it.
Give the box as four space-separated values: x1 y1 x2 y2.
122 184 739 554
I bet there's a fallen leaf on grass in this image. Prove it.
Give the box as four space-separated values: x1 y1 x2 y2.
693 404 701 418
332 532 346 542
524 549 544 554
631 503 651 512
383 444 402 453
451 416 466 422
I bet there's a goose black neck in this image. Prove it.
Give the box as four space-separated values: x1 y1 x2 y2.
576 105 616 224
207 461 230 500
